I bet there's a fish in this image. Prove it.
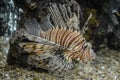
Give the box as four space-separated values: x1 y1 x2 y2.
19 3 95 71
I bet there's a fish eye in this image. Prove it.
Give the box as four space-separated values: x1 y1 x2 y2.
83 43 88 49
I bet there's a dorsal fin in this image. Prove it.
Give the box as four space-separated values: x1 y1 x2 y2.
48 3 80 31
48 3 66 28
81 13 92 34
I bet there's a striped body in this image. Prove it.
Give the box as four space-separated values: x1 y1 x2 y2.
19 28 95 71
40 28 95 61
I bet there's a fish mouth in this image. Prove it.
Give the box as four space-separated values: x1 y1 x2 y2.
90 49 96 60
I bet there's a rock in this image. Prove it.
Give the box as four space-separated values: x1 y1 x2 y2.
107 25 120 50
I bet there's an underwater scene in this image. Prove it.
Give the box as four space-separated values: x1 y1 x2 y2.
0 0 120 80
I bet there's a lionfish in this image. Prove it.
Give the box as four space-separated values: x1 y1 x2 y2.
19 3 95 71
